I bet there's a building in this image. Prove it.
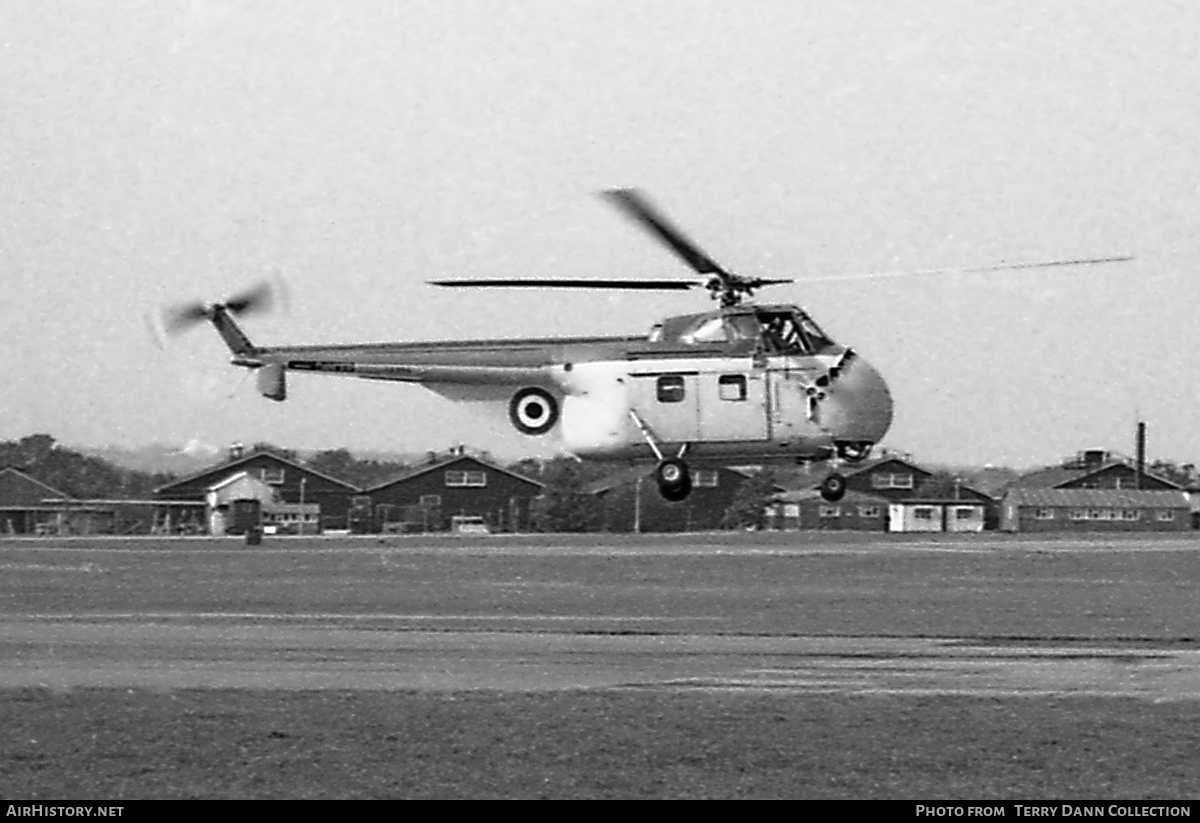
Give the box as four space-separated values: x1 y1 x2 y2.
771 455 996 531
766 488 890 531
888 500 986 533
1000 488 1192 533
1011 449 1183 492
360 453 543 533
0 467 72 534
155 449 359 531
588 465 779 532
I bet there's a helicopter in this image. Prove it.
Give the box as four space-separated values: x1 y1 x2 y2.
155 189 1131 503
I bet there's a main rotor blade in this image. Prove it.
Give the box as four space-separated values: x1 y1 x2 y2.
601 189 733 279
796 255 1135 284
429 278 699 291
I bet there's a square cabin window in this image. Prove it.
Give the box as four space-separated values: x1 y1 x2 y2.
914 507 936 520
693 470 719 487
1157 510 1175 522
1035 508 1055 520
657 375 686 403
718 374 747 401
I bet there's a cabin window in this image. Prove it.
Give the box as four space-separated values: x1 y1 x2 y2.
419 495 442 509
819 505 840 518
1157 510 1175 522
693 470 719 487
1123 509 1141 521
1069 508 1088 520
857 505 881 518
260 468 285 485
718 374 747 401
657 375 686 403
913 507 936 520
1035 508 1055 520
955 507 976 520
445 470 487 488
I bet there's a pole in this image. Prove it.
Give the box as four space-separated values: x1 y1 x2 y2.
634 475 643 534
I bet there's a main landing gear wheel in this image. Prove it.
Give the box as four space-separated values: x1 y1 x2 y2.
655 457 692 502
820 472 847 502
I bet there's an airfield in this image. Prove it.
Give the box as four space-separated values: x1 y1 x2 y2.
3 532 1200 799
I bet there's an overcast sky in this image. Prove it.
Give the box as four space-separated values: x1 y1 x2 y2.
4 1 1199 468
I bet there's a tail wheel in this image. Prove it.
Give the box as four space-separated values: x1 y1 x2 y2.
820 472 847 502
508 387 560 435
655 457 692 502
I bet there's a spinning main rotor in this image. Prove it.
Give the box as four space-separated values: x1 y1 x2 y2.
431 188 1133 307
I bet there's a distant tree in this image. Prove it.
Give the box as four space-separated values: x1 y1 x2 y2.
0 433 58 470
1148 459 1196 488
531 458 605 532
506 457 545 483
307 448 357 482
720 469 780 530
0 434 171 499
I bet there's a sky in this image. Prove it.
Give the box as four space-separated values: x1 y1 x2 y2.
3 0 1200 469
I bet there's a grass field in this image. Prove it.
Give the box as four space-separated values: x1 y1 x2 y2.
3 532 1200 799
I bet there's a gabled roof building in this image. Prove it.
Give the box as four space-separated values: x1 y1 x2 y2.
0 466 72 534
155 449 359 531
1001 488 1192 532
359 453 543 533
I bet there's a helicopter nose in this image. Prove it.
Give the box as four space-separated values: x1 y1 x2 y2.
826 352 894 446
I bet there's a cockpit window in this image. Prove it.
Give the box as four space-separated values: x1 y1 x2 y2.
757 310 833 354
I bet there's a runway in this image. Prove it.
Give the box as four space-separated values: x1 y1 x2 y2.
5 612 1200 699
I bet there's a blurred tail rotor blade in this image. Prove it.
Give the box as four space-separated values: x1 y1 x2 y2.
158 301 211 335
224 280 277 315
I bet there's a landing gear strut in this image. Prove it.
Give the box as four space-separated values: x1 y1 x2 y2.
628 408 694 502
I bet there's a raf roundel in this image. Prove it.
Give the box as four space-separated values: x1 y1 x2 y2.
509 387 560 436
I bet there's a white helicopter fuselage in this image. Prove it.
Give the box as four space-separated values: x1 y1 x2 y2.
227 303 894 467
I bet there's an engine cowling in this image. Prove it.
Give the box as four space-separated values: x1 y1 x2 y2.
257 362 286 402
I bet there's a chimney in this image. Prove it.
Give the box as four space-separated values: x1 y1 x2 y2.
228 442 245 461
1136 421 1146 490
1082 449 1107 470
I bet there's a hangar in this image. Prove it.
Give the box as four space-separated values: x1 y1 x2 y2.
1001 488 1192 533
357 451 543 533
155 448 359 531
